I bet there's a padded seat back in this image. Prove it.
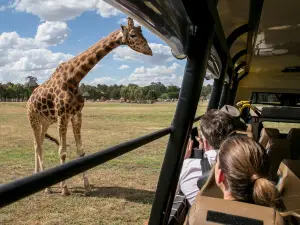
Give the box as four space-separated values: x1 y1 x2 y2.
185 195 285 225
259 128 280 149
287 128 300 160
277 160 300 214
267 138 291 182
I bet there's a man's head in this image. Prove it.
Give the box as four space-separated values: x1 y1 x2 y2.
200 109 235 150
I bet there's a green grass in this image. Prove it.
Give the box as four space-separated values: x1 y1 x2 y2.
0 102 206 225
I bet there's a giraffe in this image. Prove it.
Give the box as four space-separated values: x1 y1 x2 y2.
26 17 152 196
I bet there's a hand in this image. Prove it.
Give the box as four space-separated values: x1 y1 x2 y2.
196 136 204 150
184 139 194 159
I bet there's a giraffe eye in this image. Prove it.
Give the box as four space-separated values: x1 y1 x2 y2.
130 34 137 38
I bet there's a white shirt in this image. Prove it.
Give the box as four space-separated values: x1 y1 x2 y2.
178 149 218 205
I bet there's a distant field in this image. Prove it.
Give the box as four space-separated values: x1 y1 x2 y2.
0 102 206 225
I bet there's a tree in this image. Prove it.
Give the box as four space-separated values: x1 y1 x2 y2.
167 85 180 93
160 93 169 99
168 92 179 99
120 86 130 101
134 87 145 102
127 84 139 101
146 90 157 101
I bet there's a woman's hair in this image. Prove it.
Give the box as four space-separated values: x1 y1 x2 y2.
218 135 281 209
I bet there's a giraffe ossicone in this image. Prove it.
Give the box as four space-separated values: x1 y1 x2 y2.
26 17 153 196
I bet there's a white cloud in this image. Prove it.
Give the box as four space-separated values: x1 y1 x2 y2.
0 23 73 84
119 64 129 70
118 63 182 86
0 5 7 11
95 1 120 18
35 21 70 46
0 32 38 51
112 43 174 65
89 76 117 85
11 0 120 21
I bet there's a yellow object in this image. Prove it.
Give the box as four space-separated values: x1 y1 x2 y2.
236 100 261 117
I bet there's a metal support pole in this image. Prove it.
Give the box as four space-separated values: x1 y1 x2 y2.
207 59 227 110
148 12 215 225
219 67 232 108
219 82 230 108
228 75 239 105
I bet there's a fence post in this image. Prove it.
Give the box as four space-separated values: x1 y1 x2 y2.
148 7 215 225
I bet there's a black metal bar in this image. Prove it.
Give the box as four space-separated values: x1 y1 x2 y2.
219 66 232 108
148 3 215 224
238 71 249 81
232 49 247 66
219 82 230 108
235 61 246 74
228 74 239 106
0 127 172 208
226 24 248 49
206 0 234 70
193 115 203 123
207 59 228 110
245 0 264 73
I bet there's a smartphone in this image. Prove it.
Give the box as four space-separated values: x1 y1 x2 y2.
190 127 200 149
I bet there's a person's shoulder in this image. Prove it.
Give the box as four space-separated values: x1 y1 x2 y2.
183 158 201 167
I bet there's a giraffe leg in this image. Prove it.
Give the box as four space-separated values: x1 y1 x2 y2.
39 123 52 194
71 112 91 195
30 121 41 174
58 116 70 196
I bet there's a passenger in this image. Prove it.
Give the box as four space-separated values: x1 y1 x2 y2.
178 109 235 205
212 136 299 223
215 136 281 207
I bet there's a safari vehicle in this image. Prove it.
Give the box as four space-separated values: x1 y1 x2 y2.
0 0 300 225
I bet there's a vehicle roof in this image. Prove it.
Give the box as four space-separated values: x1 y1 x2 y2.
104 0 300 90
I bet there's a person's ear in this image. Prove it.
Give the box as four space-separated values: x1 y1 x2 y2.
216 168 225 185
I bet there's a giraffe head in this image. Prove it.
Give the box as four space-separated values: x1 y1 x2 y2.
121 17 152 56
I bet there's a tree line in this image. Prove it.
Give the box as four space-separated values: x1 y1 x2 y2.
0 76 212 102
80 82 212 102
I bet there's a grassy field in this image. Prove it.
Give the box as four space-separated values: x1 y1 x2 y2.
0 102 207 225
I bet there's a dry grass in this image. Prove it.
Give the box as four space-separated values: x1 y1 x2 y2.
0 102 207 225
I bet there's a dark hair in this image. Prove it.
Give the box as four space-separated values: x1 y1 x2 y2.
218 136 280 208
200 109 235 149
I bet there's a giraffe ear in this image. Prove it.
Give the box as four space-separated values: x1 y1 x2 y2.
127 17 134 29
121 25 128 43
137 26 142 32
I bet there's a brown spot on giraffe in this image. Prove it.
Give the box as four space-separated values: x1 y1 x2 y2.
26 17 152 196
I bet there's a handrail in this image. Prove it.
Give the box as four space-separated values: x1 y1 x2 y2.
0 126 172 208
0 114 203 208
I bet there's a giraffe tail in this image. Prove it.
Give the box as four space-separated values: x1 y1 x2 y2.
45 133 59 146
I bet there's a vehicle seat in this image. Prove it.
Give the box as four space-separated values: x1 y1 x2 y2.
185 195 285 225
259 128 280 149
277 160 300 214
287 128 300 160
266 138 291 182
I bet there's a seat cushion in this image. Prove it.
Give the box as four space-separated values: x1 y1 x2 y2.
185 195 285 225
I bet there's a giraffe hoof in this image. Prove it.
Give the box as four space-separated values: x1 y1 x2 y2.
44 188 52 194
61 188 70 196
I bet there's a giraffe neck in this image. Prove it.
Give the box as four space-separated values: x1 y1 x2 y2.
66 29 124 86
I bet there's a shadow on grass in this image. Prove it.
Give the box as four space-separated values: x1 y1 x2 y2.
72 185 155 204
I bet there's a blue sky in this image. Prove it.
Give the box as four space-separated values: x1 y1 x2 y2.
0 0 211 87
